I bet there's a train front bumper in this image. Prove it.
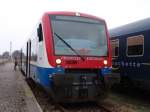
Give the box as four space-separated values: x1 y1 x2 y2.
50 73 107 102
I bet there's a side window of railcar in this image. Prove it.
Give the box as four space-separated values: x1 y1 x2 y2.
31 38 37 62
111 39 119 57
127 35 144 56
37 24 43 42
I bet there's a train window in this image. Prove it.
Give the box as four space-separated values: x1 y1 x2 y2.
37 24 43 42
111 39 119 57
51 15 108 56
31 38 37 62
127 35 144 56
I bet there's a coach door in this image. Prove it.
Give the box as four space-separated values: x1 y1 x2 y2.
26 40 31 79
28 40 31 78
25 42 28 78
37 24 43 63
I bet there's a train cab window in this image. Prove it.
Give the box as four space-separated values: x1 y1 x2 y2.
111 39 119 57
37 24 43 42
127 35 144 56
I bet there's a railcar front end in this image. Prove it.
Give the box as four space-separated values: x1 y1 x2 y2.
21 12 112 102
42 12 112 102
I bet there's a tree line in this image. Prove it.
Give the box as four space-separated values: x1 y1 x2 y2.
0 50 21 59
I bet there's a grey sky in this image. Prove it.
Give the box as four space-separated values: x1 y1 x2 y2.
0 0 149 54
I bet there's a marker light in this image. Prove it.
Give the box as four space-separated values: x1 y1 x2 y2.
104 60 108 65
56 59 61 64
75 12 80 16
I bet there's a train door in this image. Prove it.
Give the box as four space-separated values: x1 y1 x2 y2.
25 42 28 78
37 23 43 62
28 40 31 78
26 40 31 79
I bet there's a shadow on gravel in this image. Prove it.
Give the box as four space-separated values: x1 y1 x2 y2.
61 101 98 109
26 78 107 112
111 84 150 104
26 78 51 101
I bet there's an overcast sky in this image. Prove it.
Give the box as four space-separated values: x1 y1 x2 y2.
0 0 149 54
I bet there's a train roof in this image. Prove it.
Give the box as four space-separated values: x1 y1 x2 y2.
109 17 150 37
43 11 105 21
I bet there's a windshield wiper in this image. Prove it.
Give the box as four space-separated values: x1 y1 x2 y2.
54 32 85 61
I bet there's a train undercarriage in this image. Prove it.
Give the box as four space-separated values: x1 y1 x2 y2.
49 69 111 102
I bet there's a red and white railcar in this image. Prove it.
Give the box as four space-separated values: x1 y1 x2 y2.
20 12 112 102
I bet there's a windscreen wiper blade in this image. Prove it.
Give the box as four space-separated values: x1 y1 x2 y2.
54 32 85 61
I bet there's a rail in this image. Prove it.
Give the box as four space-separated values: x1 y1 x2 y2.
26 77 116 112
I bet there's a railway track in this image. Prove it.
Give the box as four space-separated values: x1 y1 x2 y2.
26 78 116 112
98 105 113 112
55 102 113 112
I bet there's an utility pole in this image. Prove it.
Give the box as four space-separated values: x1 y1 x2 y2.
10 41 12 61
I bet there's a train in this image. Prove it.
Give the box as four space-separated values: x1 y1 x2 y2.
110 18 150 89
19 11 112 102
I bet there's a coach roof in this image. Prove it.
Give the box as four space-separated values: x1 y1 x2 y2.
109 18 150 37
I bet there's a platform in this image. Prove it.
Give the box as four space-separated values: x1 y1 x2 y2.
0 62 42 112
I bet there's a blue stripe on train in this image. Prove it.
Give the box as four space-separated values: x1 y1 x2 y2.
30 64 111 89
101 67 112 75
30 64 64 89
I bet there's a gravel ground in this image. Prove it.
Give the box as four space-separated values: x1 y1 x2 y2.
27 78 150 112
0 63 27 112
27 79 113 112
101 85 150 112
0 62 42 112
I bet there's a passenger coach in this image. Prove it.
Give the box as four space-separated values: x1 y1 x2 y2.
110 18 150 89
20 12 112 102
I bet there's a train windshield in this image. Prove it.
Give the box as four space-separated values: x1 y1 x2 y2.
50 15 108 56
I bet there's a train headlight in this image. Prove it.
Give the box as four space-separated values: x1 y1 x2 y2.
104 60 108 65
56 59 61 64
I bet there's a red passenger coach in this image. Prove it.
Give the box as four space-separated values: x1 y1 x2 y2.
20 11 112 102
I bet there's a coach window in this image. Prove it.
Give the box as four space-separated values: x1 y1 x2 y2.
37 24 43 42
111 39 119 57
127 35 144 56
31 38 37 62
